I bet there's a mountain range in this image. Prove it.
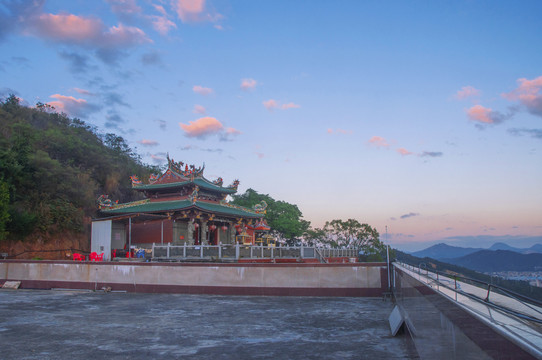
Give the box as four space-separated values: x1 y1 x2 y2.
411 242 542 260
408 242 542 273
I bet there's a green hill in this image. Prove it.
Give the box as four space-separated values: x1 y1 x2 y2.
0 95 159 256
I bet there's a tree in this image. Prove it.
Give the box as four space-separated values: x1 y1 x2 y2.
0 179 10 240
230 188 310 245
304 219 385 259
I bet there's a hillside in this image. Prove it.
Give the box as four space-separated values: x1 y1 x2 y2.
442 250 542 272
0 95 160 258
410 243 483 259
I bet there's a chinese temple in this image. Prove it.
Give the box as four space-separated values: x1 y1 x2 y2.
91 156 269 259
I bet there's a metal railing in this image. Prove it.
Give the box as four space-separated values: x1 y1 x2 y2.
395 261 542 324
151 243 359 261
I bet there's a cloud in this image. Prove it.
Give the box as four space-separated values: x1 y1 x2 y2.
508 128 542 140
263 99 278 111
193 104 206 114
180 116 223 138
220 127 242 142
150 153 167 164
263 99 300 111
397 148 413 156
23 11 151 65
178 145 223 153
104 110 125 129
47 94 101 118
173 0 222 24
104 92 130 108
368 136 389 148
193 85 213 96
138 139 159 146
281 102 301 110
106 0 142 16
141 51 163 66
455 86 480 100
72 88 94 96
58 51 95 73
466 105 516 126
151 15 177 35
502 76 542 118
400 212 420 219
154 119 167 130
420 151 443 157
240 78 257 91
256 152 265 159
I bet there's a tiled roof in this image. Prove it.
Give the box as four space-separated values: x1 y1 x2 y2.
101 199 263 218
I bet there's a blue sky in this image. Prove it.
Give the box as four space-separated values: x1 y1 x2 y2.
1 0 541 251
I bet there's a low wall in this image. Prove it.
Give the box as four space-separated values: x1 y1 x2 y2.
0 260 387 297
393 265 537 359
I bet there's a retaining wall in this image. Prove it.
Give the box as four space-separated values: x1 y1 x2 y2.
0 260 387 297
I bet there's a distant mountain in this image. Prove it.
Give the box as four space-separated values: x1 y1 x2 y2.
526 244 542 254
489 242 521 252
410 243 483 260
442 250 542 272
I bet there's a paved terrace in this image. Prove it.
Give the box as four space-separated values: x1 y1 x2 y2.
0 290 418 360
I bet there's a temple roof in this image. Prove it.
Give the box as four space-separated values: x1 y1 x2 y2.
100 199 264 218
129 155 239 194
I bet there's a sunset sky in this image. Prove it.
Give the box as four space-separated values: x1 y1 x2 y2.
1 0 541 250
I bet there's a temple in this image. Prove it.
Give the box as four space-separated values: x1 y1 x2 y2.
91 156 271 259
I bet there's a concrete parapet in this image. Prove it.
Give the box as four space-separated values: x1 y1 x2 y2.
0 260 387 297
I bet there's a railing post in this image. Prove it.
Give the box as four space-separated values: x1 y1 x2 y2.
167 242 170 258
219 244 222 259
236 243 240 260
183 242 186 258
152 243 155 258
485 284 491 302
200 245 204 258
300 245 304 259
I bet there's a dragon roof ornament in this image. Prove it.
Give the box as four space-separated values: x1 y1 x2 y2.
167 154 205 178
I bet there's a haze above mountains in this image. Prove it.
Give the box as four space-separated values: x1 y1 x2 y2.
407 243 542 273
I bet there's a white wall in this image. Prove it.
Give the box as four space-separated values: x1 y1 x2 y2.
91 220 112 261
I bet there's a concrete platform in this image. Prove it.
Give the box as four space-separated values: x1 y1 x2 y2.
0 290 418 359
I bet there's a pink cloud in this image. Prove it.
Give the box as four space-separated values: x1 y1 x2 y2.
151 16 177 35
281 102 301 110
138 139 159 146
327 128 333 134
193 85 214 96
256 152 265 159
368 136 389 147
47 94 101 118
502 76 542 117
467 105 494 124
72 88 93 95
226 127 242 135
30 13 103 43
455 86 480 100
263 99 278 111
193 104 206 114
240 78 257 91
173 0 221 23
179 116 224 138
262 99 300 111
26 13 150 48
397 148 413 156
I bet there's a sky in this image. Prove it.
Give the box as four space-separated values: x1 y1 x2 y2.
1 0 541 251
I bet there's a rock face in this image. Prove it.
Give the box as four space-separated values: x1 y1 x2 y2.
0 232 89 260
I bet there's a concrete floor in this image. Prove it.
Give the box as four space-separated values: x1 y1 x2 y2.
0 289 418 359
